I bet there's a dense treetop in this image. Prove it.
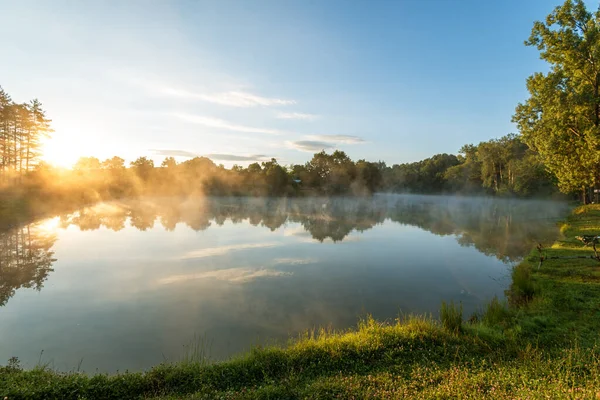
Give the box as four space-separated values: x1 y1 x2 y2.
513 0 600 201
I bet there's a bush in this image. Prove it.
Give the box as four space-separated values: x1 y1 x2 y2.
440 301 462 333
508 265 535 305
482 297 512 328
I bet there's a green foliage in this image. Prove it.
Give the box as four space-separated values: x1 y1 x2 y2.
513 0 600 197
380 135 558 197
180 334 212 366
0 86 52 177
481 297 512 328
382 153 460 194
3 356 22 373
3 325 600 399
508 264 536 305
440 300 463 333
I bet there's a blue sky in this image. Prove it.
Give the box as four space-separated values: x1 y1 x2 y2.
0 0 580 167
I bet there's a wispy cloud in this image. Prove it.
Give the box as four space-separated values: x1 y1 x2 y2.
158 268 291 284
287 134 366 153
181 242 279 259
205 153 269 162
151 149 198 158
276 112 319 121
272 258 316 266
151 149 270 162
307 134 365 144
173 113 287 135
161 86 295 108
286 140 335 152
283 227 311 237
123 74 297 108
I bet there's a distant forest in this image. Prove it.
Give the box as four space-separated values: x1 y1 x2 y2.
0 85 566 210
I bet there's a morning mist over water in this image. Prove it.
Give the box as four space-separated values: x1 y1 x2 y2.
0 194 569 372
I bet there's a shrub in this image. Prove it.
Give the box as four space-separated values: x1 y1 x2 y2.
440 301 462 333
482 296 512 328
508 264 535 305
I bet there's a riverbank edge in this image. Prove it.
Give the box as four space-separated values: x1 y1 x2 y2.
2 205 600 399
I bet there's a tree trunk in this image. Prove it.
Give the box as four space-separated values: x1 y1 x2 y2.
25 129 30 173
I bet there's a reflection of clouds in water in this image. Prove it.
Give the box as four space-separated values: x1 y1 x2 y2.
181 242 279 259
272 258 316 266
158 268 291 284
283 227 310 237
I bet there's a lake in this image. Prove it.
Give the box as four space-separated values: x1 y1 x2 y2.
0 194 569 373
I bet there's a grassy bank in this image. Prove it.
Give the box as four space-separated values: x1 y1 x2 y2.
3 205 600 399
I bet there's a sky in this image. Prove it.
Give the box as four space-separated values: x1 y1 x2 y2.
0 0 586 168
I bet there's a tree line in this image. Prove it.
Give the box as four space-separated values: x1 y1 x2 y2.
0 133 564 203
0 87 570 201
381 134 558 197
0 87 52 180
45 137 557 201
41 150 385 200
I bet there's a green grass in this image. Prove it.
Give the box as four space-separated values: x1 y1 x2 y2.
439 300 463 333
4 205 600 399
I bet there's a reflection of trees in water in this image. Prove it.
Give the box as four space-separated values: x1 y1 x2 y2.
292 198 387 242
0 195 567 305
0 225 57 306
387 196 566 262
55 195 567 262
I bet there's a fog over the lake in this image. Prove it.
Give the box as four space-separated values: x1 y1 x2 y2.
0 194 569 372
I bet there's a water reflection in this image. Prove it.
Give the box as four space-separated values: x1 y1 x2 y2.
0 195 569 372
56 195 565 260
0 195 567 308
0 225 56 306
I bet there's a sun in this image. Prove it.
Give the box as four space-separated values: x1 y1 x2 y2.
39 136 81 169
40 129 91 168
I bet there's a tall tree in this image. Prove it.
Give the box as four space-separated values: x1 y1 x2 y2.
160 157 177 169
26 99 52 172
513 0 600 201
130 156 155 181
0 88 52 180
102 156 126 171
444 144 483 192
74 156 102 171
0 87 13 177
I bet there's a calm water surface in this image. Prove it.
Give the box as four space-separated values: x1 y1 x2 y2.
0 195 569 372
